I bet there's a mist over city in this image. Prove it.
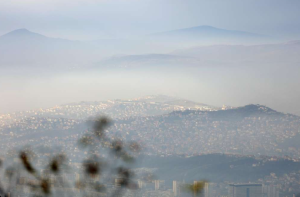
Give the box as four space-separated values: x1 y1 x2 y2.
1 1 300 197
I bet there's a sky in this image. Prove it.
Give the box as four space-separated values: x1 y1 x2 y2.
1 0 300 40
1 0 300 116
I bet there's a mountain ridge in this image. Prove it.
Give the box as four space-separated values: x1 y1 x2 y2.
151 25 269 40
170 104 297 123
1 28 46 38
0 28 97 69
0 28 76 42
1 98 300 158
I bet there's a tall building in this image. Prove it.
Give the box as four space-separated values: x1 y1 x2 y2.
75 173 81 192
154 180 165 191
263 184 279 197
204 182 216 197
229 184 262 197
173 181 181 197
138 180 145 189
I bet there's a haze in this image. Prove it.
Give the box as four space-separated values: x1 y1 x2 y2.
1 0 300 116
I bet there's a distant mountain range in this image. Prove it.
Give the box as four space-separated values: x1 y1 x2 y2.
172 41 300 64
150 25 270 43
1 28 48 41
0 29 97 69
0 26 283 70
91 40 300 69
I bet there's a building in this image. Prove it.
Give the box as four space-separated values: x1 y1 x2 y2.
138 180 145 189
115 178 123 187
204 182 217 197
263 184 279 197
173 181 181 197
228 184 262 197
154 180 165 191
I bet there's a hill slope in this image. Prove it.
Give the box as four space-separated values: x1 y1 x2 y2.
107 104 300 157
1 102 300 158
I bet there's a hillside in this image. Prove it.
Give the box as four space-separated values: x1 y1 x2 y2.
0 95 215 123
1 101 300 159
107 104 300 157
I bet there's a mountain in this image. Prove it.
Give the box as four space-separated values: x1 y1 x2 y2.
105 104 300 157
1 100 300 158
153 25 265 37
0 95 216 155
0 29 97 70
174 104 285 121
91 40 300 71
0 29 201 71
150 25 270 44
0 28 289 72
172 41 300 64
0 28 47 41
0 95 215 126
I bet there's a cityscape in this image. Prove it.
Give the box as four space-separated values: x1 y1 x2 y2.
1 0 300 196
0 96 300 196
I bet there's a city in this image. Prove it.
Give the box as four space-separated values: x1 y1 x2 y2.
1 1 300 196
0 96 300 196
